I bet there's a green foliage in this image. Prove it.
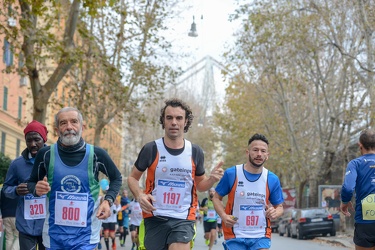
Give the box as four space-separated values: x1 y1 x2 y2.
219 0 375 207
61 0 182 146
0 152 11 184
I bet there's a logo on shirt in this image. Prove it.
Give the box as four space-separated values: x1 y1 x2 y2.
238 181 244 187
61 175 82 192
170 168 192 174
158 180 185 188
160 156 166 162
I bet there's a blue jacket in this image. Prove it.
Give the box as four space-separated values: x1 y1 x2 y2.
341 153 375 223
3 147 45 236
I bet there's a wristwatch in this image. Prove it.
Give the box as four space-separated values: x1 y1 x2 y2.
104 197 114 207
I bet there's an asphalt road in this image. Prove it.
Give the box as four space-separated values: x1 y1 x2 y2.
96 221 224 249
96 222 352 250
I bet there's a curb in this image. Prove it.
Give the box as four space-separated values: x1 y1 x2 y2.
316 236 354 249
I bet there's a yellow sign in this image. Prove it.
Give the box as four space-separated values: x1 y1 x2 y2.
362 194 375 220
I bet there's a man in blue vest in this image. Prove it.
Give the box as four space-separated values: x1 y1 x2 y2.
27 107 122 250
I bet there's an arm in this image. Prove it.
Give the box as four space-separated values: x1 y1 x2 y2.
128 166 156 214
341 160 357 203
3 161 20 199
266 204 283 220
196 161 224 192
27 147 49 196
97 147 122 202
96 147 122 219
340 160 358 216
212 192 237 228
266 173 284 219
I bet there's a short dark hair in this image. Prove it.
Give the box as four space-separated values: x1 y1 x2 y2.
359 129 375 150
159 98 194 133
248 133 269 146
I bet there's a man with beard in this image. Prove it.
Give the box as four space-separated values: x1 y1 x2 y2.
212 133 284 250
3 120 48 250
27 107 122 250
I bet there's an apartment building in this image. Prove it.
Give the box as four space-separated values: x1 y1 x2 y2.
0 1 123 171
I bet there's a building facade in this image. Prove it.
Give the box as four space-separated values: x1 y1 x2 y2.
0 1 123 172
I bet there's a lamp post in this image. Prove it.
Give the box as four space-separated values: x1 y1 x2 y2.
188 15 198 37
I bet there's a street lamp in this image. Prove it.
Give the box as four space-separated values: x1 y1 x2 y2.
188 15 198 37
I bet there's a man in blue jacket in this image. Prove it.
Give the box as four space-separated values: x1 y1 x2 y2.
3 120 48 250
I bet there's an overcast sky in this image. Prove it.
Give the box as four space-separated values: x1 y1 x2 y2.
164 0 241 104
169 0 240 65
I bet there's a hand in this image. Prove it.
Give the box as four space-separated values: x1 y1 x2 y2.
16 183 29 196
96 200 111 219
222 214 238 228
265 204 277 220
209 161 224 182
340 201 354 217
138 193 156 214
35 176 50 196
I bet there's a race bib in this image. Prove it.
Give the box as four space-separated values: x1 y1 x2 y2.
207 209 217 220
238 204 266 230
24 194 47 220
54 191 88 227
156 179 185 210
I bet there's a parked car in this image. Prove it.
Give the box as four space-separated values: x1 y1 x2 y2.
290 207 336 239
278 208 298 237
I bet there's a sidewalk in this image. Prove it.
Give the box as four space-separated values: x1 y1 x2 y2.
316 231 354 249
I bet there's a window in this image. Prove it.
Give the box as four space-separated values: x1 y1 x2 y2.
3 39 13 67
18 96 22 119
1 132 5 154
3 87 8 111
18 52 24 68
16 138 20 157
20 77 27 86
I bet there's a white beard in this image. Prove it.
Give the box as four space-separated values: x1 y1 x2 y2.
60 128 82 146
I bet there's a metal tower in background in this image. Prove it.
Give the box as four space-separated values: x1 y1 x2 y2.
174 55 230 125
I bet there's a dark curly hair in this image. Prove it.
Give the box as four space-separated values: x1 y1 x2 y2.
159 98 194 133
248 133 269 146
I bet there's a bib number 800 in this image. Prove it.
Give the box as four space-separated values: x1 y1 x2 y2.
62 207 80 221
